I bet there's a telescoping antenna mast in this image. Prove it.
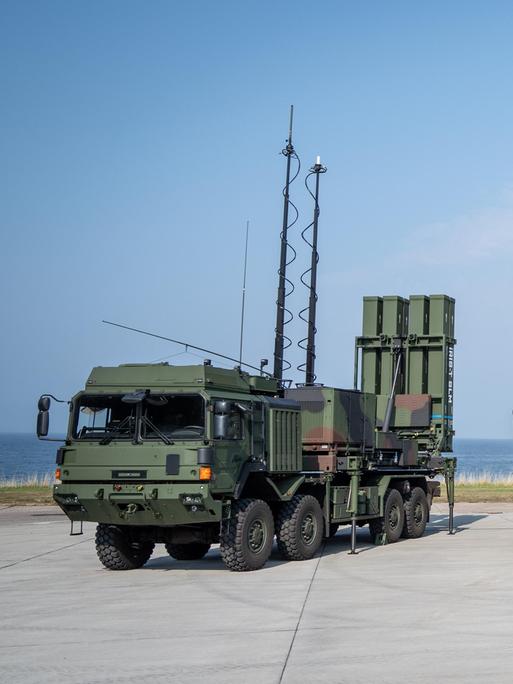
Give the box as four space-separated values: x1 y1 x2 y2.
298 155 327 385
238 220 250 366
273 105 300 382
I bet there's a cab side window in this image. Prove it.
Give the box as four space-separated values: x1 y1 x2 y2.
226 411 242 440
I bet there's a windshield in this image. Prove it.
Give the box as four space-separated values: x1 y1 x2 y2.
73 394 205 441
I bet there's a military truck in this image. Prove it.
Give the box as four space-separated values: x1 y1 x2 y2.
36 118 456 571
36 292 456 572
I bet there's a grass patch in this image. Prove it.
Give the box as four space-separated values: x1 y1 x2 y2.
437 472 513 502
0 486 54 505
0 473 54 505
438 483 513 503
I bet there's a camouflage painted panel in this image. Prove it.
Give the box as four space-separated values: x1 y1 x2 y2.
334 389 376 446
303 454 337 472
400 438 419 466
376 393 431 428
286 387 339 444
285 387 326 413
375 431 402 450
395 394 431 427
286 387 376 447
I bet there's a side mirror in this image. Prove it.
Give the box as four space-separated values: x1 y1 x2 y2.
37 410 49 438
213 401 234 439
38 396 51 411
197 446 214 465
214 400 234 414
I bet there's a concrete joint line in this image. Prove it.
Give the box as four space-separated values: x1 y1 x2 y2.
279 543 325 683
0 537 93 570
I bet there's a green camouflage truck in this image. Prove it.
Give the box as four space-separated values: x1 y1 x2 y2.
37 293 456 572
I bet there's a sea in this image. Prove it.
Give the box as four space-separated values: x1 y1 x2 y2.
1 433 512 481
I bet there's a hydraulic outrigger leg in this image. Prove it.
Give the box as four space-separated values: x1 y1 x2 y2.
444 457 457 535
347 459 360 555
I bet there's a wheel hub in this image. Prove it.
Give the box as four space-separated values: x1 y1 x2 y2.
301 513 316 544
248 519 265 552
389 505 400 530
414 502 423 524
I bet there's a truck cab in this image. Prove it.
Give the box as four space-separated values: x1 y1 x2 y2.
40 361 310 571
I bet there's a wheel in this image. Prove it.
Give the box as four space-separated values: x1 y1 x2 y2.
368 488 405 544
402 487 428 539
220 499 274 571
165 542 211 560
275 494 324 560
95 524 155 570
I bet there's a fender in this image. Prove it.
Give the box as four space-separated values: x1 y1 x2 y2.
233 462 267 499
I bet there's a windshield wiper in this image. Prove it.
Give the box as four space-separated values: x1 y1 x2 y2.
99 415 133 445
141 416 172 445
98 413 172 446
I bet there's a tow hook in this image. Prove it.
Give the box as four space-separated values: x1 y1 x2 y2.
119 501 162 521
120 503 139 519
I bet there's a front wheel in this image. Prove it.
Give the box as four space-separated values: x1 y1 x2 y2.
220 499 274 571
95 524 155 570
275 494 324 560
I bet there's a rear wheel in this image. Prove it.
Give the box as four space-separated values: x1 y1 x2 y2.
402 487 428 538
275 494 324 560
369 488 404 544
95 524 155 570
220 499 274 571
165 542 211 560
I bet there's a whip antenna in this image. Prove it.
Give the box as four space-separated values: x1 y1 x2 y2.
239 220 250 365
102 320 272 377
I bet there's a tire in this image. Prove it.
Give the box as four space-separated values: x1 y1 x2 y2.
95 524 155 570
275 494 324 560
402 487 428 539
220 499 274 572
368 488 405 544
165 542 211 560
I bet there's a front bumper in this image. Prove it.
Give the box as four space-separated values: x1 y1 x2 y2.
53 482 223 526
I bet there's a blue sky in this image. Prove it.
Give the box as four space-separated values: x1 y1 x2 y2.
2 1 513 437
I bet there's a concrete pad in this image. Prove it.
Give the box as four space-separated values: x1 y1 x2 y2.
1 505 513 683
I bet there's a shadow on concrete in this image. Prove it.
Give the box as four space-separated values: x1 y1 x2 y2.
144 550 225 571
427 513 487 535
144 544 290 572
320 532 375 556
137 512 491 571
144 532 381 570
